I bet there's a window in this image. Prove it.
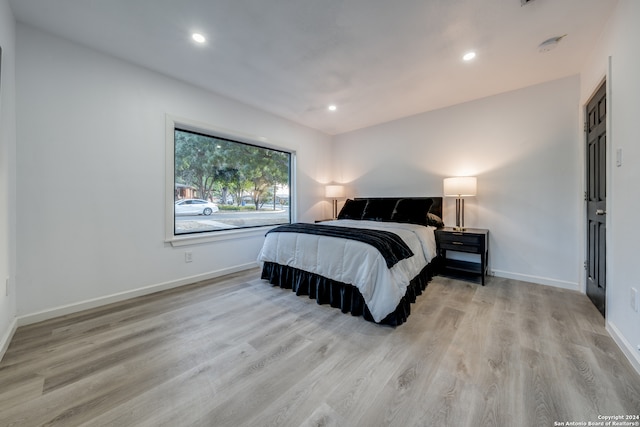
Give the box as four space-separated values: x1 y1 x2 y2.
166 116 293 244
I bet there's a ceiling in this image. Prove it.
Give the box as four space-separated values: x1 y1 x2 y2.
9 0 618 135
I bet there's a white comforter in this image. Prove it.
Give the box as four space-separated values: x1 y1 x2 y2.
257 220 437 322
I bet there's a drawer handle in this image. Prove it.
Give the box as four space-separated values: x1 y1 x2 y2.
452 242 464 245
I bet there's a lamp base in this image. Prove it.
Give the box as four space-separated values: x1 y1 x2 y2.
454 198 466 230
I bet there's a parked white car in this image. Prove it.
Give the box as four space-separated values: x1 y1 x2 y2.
175 199 219 216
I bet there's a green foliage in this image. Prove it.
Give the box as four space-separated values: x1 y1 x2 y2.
174 129 290 207
217 205 259 212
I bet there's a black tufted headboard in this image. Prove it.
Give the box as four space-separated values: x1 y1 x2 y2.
353 197 443 220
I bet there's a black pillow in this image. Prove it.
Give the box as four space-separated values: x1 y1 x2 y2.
427 212 445 228
391 198 434 226
337 199 367 220
361 199 399 221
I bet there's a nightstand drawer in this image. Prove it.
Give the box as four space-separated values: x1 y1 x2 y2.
439 241 482 253
437 232 482 246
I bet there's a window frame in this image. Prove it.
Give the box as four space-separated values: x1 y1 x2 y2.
165 115 296 247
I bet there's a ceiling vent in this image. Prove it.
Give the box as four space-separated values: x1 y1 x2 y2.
538 35 567 52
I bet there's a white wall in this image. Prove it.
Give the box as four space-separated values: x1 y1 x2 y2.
15 24 332 319
0 0 17 358
580 0 640 371
333 76 581 290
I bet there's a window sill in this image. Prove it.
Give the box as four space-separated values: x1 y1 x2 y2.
167 226 272 247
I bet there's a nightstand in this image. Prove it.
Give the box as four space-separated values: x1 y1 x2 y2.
435 227 489 285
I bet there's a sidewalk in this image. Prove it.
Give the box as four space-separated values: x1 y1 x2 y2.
175 209 288 233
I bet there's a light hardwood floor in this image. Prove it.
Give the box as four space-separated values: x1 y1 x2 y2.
1 269 639 426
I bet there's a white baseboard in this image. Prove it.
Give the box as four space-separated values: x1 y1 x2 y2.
0 317 18 362
606 320 640 376
491 269 579 292
17 262 260 327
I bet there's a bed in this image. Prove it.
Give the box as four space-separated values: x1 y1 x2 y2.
257 197 443 326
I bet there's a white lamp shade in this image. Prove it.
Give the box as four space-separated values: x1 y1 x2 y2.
443 177 477 197
325 185 345 198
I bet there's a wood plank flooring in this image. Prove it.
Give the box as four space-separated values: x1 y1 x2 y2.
1 269 639 426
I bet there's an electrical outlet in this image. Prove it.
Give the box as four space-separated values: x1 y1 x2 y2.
631 288 639 312
185 251 193 263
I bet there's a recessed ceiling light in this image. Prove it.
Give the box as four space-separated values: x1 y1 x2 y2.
328 105 337 111
462 51 476 61
192 33 206 44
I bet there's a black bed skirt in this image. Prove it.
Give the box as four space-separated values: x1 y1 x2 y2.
260 261 434 326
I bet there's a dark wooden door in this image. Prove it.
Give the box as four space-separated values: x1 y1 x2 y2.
586 81 607 317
